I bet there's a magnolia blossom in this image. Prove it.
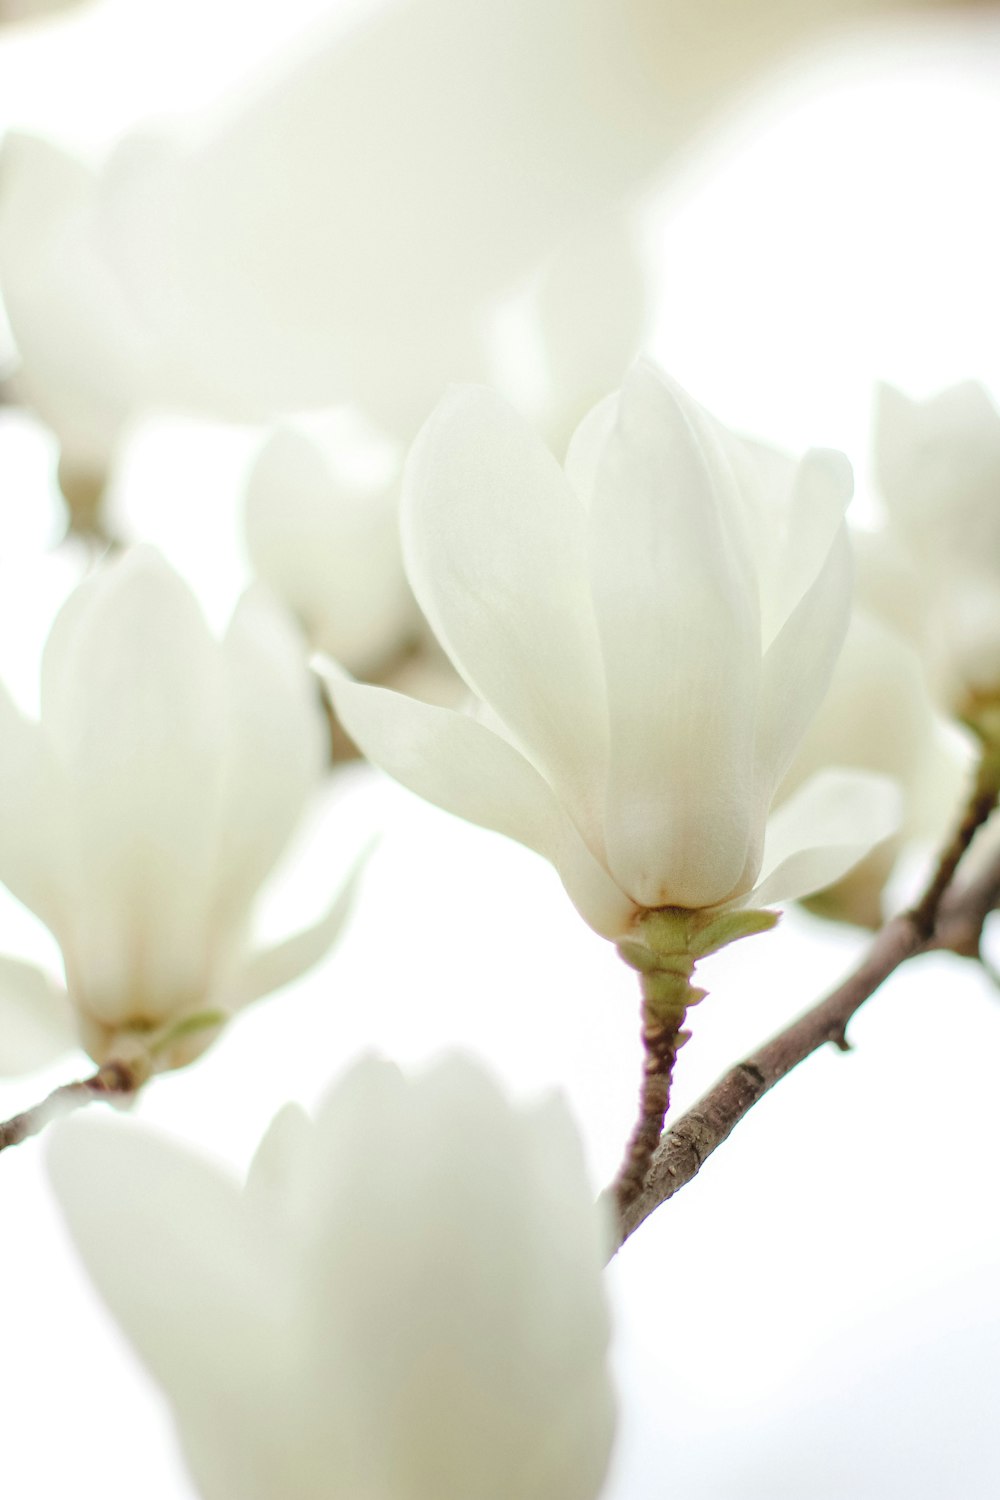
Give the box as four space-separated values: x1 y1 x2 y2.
873 380 1000 717
243 223 647 694
326 361 900 941
0 546 348 1074
49 1052 615 1500
0 0 950 473
0 132 163 492
243 412 419 678
780 604 969 927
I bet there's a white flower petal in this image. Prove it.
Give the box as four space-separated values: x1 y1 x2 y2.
324 669 633 937
244 1102 313 1216
769 448 854 640
297 1054 615 1500
39 547 228 1027
402 385 608 815
564 392 618 507
754 520 854 802
52 1052 615 1500
0 956 75 1075
533 215 648 453
233 858 360 1011
0 132 154 473
48 1117 280 1403
876 380 1000 560
0 679 64 931
243 417 415 674
747 768 903 910
212 587 325 928
95 0 680 436
590 361 760 909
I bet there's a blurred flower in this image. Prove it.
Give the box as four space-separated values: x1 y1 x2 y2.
0 131 162 509
49 1052 615 1500
874 380 1000 721
781 604 970 927
326 360 900 940
0 0 940 476
492 213 650 458
243 411 418 679
0 546 349 1075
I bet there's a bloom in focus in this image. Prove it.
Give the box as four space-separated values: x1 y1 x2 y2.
327 360 899 940
874 379 1000 720
49 1052 615 1500
0 546 347 1074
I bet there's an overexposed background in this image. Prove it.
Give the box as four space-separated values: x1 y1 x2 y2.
2 2 1000 1496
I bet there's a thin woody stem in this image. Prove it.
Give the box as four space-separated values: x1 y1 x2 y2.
612 1001 686 1216
909 743 1000 938
0 1058 145 1154
609 743 1000 1252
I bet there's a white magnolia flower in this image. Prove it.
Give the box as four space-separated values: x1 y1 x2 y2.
1 0 940 469
243 412 418 678
326 361 900 942
780 604 969 927
874 380 1000 717
0 132 162 490
0 546 349 1075
49 1052 615 1500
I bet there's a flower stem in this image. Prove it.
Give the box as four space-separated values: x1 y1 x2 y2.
611 975 694 1218
910 724 1000 939
0 1057 147 1155
611 905 778 1224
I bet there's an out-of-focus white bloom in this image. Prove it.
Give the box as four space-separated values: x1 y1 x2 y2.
874 380 1000 717
243 412 418 678
492 215 650 459
326 361 900 940
780 605 970 927
0 132 160 489
1 0 943 467
243 223 646 692
0 546 349 1075
49 1052 616 1500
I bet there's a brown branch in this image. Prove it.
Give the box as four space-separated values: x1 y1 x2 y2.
909 747 1000 938
0 1058 145 1153
609 752 1000 1253
611 913 920 1248
612 1005 685 1217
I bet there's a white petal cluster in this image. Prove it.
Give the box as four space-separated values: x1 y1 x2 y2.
0 547 344 1073
327 361 900 939
49 1053 615 1500
874 380 1000 716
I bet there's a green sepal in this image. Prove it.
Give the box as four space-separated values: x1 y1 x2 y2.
148 1009 228 1058
686 907 780 959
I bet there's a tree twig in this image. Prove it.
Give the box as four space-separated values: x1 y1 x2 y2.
611 1003 686 1217
609 753 1000 1252
0 1058 145 1154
